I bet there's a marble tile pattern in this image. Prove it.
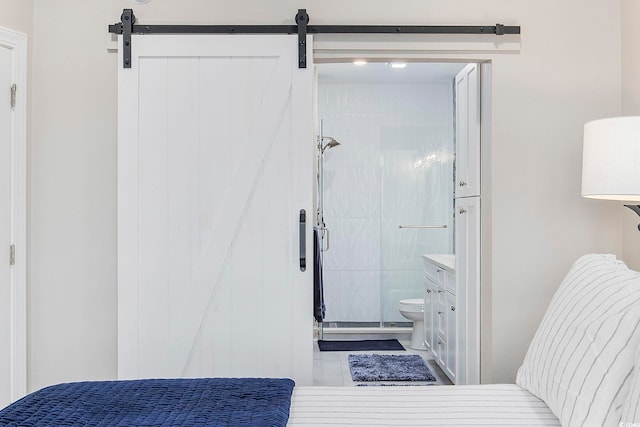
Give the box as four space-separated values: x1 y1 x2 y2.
318 82 454 323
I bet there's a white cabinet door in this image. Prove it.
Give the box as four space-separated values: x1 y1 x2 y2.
435 336 445 370
455 64 480 198
435 288 447 368
118 35 314 384
445 291 457 382
455 196 481 384
424 278 437 352
436 295 447 339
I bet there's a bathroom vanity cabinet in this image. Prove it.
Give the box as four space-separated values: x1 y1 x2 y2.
422 254 456 383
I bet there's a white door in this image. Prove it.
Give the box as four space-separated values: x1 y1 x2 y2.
0 42 12 409
455 196 481 384
445 290 457 383
118 35 314 384
455 64 480 198
0 26 27 407
423 279 435 352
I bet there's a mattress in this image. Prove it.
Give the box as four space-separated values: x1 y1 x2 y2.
287 384 560 426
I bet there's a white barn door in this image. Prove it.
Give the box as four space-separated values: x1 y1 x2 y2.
118 35 314 384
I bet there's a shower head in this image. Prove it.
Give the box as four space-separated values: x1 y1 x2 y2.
320 137 342 153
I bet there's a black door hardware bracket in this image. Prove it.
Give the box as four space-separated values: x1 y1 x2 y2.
108 9 521 69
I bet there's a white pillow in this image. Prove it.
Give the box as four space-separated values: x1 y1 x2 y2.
516 254 640 427
621 344 640 425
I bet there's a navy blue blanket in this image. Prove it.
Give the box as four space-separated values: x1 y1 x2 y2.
0 377 295 426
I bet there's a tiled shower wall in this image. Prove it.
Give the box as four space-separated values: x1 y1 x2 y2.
318 82 454 324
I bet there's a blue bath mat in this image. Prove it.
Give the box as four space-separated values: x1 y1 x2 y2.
348 354 436 382
318 339 405 352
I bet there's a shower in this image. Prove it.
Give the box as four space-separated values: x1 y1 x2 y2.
320 137 341 153
316 132 341 341
316 134 341 251
316 62 459 334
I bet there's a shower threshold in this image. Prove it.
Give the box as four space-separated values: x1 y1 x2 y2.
319 322 413 342
324 321 412 328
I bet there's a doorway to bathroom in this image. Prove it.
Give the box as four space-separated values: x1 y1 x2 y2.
317 61 467 331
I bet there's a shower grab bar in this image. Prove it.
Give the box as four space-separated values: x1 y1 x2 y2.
398 225 448 229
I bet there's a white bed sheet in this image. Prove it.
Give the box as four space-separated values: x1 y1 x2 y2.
288 384 560 426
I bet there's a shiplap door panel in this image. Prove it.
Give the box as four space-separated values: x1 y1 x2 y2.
455 64 480 198
118 35 314 384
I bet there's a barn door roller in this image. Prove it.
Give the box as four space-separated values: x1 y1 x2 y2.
109 8 520 69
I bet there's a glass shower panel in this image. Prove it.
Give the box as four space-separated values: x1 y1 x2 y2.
380 102 455 325
318 71 455 328
319 106 382 326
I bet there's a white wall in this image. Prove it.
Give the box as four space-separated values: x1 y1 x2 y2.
0 0 33 35
485 1 621 381
27 0 622 390
621 0 640 272
30 1 118 390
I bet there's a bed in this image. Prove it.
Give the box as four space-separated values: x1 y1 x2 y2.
0 380 559 427
288 385 560 426
1 254 639 426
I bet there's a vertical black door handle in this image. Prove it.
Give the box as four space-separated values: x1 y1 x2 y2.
299 209 306 271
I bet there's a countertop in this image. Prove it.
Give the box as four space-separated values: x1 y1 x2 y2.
421 254 455 272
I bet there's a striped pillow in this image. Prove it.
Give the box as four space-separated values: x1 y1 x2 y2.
516 254 640 427
621 344 640 425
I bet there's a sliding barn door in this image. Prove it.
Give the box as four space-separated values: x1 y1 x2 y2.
118 35 314 384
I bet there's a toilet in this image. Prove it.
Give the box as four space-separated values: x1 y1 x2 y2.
399 299 426 350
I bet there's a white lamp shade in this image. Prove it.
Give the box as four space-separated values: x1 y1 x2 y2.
582 116 640 202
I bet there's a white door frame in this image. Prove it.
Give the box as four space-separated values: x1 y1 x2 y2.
0 25 27 403
313 36 513 384
107 33 513 386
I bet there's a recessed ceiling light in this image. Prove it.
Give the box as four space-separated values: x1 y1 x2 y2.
353 60 367 66
131 0 151 4
390 62 408 69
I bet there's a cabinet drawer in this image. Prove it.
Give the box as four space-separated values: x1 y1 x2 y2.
423 261 446 284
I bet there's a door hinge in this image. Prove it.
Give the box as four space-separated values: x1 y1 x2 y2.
10 84 16 109
9 244 15 266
